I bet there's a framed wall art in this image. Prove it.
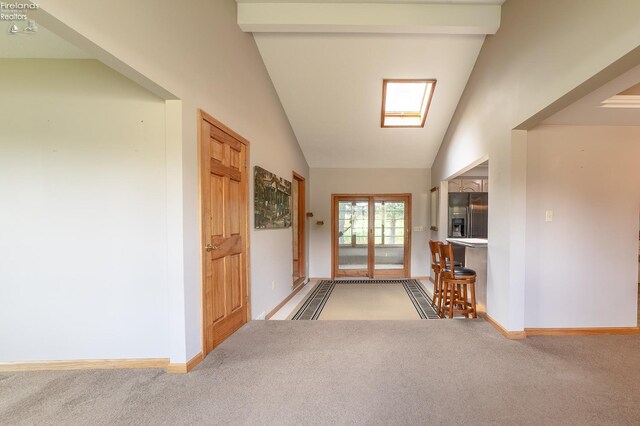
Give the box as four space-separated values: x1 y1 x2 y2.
254 166 291 229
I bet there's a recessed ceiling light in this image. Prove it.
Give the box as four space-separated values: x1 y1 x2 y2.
381 79 436 128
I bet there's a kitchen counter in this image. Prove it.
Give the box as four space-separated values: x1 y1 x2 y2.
446 238 488 248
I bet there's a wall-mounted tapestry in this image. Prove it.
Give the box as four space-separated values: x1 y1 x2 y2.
254 166 291 229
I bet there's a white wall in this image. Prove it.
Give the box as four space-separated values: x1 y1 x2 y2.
15 0 309 363
0 59 169 361
430 0 640 330
309 168 431 278
525 125 640 328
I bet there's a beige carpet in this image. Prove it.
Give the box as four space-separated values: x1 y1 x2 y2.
2 320 640 425
318 283 420 320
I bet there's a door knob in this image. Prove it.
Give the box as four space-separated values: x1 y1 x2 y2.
206 244 220 252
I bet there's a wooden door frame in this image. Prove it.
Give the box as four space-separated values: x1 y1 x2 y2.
292 171 306 289
198 109 251 357
331 193 412 279
372 194 412 279
331 195 372 279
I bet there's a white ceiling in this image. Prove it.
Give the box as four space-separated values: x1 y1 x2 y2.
543 62 640 126
241 0 501 168
0 24 89 59
236 0 504 4
255 32 485 168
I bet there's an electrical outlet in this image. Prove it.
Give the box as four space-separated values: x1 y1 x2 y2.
545 210 553 222
271 280 275 290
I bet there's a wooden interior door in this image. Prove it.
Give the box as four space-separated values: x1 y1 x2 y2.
332 194 411 279
292 172 306 288
200 110 249 357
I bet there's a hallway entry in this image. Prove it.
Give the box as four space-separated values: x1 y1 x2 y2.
331 194 411 279
199 110 250 357
292 172 306 288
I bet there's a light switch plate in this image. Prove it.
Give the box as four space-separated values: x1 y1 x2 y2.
413 226 424 232
545 210 553 222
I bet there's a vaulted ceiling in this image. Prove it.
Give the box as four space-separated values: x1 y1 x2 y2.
236 0 505 168
0 24 89 59
543 63 640 126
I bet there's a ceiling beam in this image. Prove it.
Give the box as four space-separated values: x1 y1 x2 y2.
237 2 501 34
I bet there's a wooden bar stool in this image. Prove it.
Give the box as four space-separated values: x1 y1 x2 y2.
428 240 443 312
429 240 463 316
438 243 477 319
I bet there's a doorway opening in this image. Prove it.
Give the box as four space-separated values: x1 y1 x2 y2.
331 194 412 279
292 172 306 289
441 159 489 312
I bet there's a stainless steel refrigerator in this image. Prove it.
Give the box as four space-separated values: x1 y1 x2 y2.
448 192 488 238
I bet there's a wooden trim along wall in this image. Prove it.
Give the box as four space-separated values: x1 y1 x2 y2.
525 327 640 336
480 313 527 340
0 353 206 374
480 314 640 339
0 358 170 372
166 352 204 374
265 280 307 320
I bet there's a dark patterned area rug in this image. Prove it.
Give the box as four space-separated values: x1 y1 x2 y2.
292 279 440 320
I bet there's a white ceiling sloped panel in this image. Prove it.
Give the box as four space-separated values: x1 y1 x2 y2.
542 62 640 127
237 2 501 34
235 0 504 5
254 32 485 168
0 25 89 59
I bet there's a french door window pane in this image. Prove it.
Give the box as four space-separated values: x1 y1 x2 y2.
338 201 368 269
374 201 405 269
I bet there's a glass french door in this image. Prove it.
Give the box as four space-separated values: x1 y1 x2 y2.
333 194 411 279
335 198 370 277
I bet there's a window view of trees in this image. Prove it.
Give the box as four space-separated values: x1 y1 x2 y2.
336 196 408 273
338 201 368 246
374 201 404 246
338 201 405 247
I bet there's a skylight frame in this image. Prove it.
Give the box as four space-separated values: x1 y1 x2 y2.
381 79 437 128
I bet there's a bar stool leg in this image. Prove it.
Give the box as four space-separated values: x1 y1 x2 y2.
431 270 439 309
448 282 455 319
470 282 477 319
463 285 469 318
438 279 446 317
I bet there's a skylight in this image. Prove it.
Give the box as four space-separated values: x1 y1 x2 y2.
381 79 436 128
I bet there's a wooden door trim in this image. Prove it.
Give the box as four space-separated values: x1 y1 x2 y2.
198 109 251 358
331 193 412 279
372 194 411 279
292 171 306 288
331 195 370 279
331 194 336 280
